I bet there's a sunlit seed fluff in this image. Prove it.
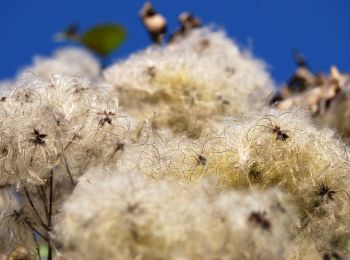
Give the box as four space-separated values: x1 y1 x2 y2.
0 21 348 260
57 170 297 260
0 75 131 257
0 75 130 186
19 48 101 80
118 108 350 252
104 27 275 138
232 109 350 252
0 69 134 260
0 207 37 257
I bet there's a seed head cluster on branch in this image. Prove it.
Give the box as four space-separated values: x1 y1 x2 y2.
0 2 349 259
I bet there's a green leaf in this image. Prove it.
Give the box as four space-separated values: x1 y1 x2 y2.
81 24 126 57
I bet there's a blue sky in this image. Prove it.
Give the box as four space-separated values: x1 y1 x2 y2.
0 0 349 84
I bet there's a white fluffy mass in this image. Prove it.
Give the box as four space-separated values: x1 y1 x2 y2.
21 48 101 80
0 26 349 260
57 171 299 260
104 28 275 137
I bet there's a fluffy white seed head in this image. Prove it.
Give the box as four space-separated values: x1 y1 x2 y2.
57 170 297 260
104 27 275 138
115 108 350 251
0 75 130 186
19 48 101 81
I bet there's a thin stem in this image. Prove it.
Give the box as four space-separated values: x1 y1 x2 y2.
23 185 48 230
48 239 53 260
48 170 53 229
24 219 48 242
37 186 49 221
63 154 75 185
47 169 54 260
63 133 79 152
